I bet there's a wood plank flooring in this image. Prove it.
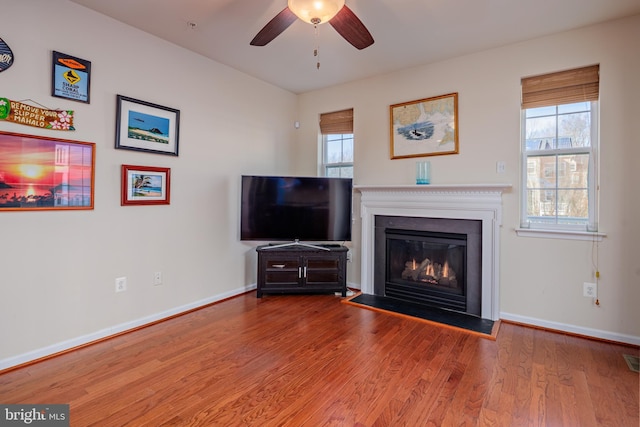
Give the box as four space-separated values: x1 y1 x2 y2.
0 293 638 426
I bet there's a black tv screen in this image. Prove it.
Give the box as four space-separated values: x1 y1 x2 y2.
240 175 352 242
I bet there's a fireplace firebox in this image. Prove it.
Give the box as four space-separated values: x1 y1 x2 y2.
374 216 482 316
385 229 467 312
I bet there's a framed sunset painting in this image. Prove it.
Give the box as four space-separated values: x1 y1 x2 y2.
0 131 95 211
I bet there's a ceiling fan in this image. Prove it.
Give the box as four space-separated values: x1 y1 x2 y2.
250 0 374 50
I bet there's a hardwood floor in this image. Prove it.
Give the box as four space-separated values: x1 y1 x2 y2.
1 293 638 426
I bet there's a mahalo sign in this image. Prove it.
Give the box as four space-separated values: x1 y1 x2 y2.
0 98 75 130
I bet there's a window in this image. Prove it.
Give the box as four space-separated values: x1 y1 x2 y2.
323 133 353 177
320 109 353 178
520 65 599 232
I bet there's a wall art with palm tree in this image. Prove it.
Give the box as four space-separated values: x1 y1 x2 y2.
121 164 170 206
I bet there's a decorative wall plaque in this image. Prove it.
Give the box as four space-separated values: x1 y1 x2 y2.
52 51 91 103
0 37 14 73
0 98 74 130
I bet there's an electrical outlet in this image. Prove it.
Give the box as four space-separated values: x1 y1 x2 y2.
496 161 506 174
115 277 127 293
583 282 597 298
346 251 352 262
154 271 162 286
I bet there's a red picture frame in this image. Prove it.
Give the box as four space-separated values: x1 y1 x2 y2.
121 164 171 206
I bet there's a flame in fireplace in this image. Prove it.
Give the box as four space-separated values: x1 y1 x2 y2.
401 257 457 287
426 263 434 277
423 261 449 280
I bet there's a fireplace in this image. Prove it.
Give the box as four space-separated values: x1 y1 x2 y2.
374 215 482 316
357 184 511 321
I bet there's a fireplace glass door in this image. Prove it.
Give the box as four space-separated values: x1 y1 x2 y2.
385 229 467 312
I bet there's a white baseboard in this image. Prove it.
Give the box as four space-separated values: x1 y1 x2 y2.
0 284 257 371
500 312 640 346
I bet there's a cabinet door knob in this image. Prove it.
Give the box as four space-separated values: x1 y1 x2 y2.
272 264 285 268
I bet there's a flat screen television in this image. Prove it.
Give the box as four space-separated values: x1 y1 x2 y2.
240 175 352 242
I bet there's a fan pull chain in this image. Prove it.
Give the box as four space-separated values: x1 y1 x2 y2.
314 24 320 69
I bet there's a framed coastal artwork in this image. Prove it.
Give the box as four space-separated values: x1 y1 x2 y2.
121 164 171 206
390 92 459 159
0 131 95 211
115 95 180 156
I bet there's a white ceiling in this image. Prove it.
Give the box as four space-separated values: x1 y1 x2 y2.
69 0 640 94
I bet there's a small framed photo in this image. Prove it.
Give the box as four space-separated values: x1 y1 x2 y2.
121 165 171 206
390 92 459 159
115 95 180 156
52 51 91 104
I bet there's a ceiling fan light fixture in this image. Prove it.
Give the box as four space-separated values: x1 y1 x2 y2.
287 0 345 25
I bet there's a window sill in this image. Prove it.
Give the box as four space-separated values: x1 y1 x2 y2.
515 228 606 241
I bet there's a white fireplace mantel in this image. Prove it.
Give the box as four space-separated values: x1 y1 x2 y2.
356 184 511 321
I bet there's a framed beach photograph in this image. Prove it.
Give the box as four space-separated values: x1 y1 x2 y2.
0 131 95 211
121 164 171 206
115 95 180 156
390 92 459 159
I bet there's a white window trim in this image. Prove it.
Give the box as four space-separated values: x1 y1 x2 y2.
321 133 353 177
515 227 606 241
518 102 601 240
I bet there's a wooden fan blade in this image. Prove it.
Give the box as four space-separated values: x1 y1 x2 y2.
329 5 374 50
250 7 298 46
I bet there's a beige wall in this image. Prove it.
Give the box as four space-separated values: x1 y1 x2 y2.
0 0 297 368
297 15 640 344
1 1 638 370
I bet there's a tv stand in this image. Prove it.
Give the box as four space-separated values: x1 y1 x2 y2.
256 244 348 298
264 239 330 251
